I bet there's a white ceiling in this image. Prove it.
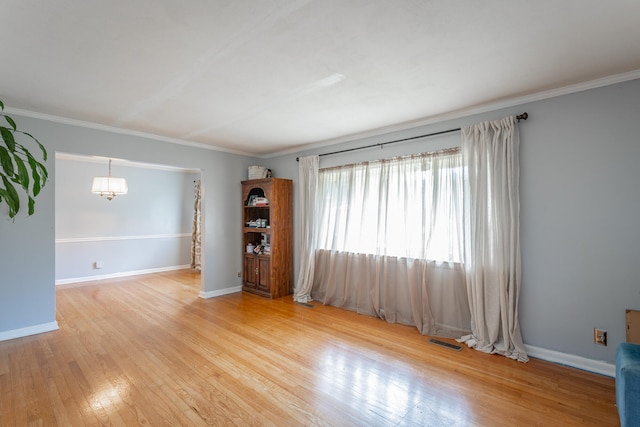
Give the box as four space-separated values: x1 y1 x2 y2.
2 1 640 156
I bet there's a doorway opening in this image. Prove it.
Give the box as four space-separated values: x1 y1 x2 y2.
54 152 204 295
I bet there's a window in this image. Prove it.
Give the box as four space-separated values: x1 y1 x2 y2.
315 148 463 263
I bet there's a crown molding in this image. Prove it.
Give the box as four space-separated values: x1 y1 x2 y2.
5 107 254 157
262 69 640 159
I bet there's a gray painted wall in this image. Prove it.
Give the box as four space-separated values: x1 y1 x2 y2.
55 156 198 281
265 78 640 365
0 115 257 333
0 173 55 333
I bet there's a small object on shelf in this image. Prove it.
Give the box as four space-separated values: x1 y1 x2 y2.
253 244 271 254
247 219 267 228
254 197 269 206
246 243 255 253
248 166 268 179
244 219 268 228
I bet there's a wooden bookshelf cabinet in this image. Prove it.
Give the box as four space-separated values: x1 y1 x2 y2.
241 178 293 298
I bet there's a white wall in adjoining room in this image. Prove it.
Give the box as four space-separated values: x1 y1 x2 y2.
55 155 200 283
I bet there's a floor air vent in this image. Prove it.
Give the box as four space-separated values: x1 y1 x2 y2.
296 302 314 308
428 338 463 351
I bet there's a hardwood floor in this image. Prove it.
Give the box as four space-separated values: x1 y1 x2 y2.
0 270 618 426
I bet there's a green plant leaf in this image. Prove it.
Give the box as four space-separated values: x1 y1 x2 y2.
40 140 48 162
0 146 15 176
3 115 17 132
33 176 41 197
26 154 41 197
21 131 47 161
26 152 48 184
28 196 35 216
3 115 16 131
1 176 19 218
0 189 16 218
1 126 16 152
0 100 4 110
37 161 48 183
14 156 29 190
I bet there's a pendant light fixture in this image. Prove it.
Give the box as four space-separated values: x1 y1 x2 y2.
91 159 128 200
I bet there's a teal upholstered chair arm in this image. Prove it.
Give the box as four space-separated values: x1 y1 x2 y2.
617 342 640 427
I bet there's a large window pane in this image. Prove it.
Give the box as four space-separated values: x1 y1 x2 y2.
316 149 463 263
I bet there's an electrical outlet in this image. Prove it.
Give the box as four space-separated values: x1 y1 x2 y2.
237 272 241 278
594 328 607 346
95 260 104 269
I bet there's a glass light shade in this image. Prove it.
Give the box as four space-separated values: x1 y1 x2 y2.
91 176 128 200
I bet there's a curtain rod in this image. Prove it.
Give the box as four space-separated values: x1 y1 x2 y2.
296 112 528 161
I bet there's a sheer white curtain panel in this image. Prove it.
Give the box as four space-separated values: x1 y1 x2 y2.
458 116 528 362
293 155 319 303
311 150 471 337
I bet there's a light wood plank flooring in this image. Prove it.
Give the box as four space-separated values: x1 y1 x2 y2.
0 270 618 426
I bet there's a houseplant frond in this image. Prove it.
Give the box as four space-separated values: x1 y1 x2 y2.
0 99 48 218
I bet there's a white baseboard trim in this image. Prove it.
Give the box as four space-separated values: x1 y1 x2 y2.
55 265 191 285
199 286 242 299
0 321 59 342
525 344 616 378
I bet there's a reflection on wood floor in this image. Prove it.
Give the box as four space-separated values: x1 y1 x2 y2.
0 270 617 426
